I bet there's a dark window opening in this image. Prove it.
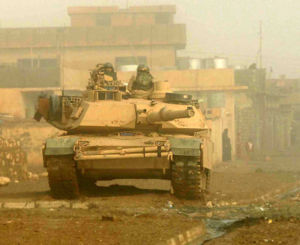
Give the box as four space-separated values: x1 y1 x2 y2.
207 93 225 108
40 59 58 68
155 13 171 24
115 56 147 71
17 58 58 69
96 14 111 26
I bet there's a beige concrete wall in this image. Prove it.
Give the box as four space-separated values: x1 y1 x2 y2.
68 5 175 27
0 25 186 49
0 89 25 118
63 46 176 70
154 69 235 89
0 45 176 70
134 14 156 26
208 118 223 163
71 14 96 27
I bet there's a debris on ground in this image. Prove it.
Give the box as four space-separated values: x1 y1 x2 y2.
0 176 10 186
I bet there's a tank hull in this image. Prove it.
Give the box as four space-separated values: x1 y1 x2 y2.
43 133 211 199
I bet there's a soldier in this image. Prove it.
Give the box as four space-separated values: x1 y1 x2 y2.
91 64 103 82
222 129 232 162
89 63 120 89
88 63 104 89
103 62 117 81
130 65 154 91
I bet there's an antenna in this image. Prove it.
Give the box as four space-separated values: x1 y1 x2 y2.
258 21 263 69
150 25 153 69
61 24 66 96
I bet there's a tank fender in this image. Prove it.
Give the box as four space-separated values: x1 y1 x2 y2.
168 137 202 157
44 137 79 156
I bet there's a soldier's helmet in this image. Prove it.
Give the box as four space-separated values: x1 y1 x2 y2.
137 64 150 73
104 63 114 71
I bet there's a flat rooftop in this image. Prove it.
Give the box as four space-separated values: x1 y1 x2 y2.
68 5 176 15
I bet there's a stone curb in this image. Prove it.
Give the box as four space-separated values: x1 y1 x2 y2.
0 201 94 210
162 224 205 245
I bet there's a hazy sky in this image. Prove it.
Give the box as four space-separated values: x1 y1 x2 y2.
0 0 299 78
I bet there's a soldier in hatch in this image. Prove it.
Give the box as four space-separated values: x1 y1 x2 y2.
130 65 154 92
88 63 119 89
88 63 103 89
103 62 118 81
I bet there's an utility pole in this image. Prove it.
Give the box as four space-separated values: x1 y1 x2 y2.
61 25 66 96
258 21 263 69
257 21 267 155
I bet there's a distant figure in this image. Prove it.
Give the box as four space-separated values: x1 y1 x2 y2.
130 64 154 91
236 132 242 159
245 138 254 161
222 129 232 162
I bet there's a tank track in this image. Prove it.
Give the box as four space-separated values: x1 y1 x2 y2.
171 157 209 200
46 156 80 199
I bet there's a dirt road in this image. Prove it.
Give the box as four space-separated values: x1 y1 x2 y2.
0 155 299 244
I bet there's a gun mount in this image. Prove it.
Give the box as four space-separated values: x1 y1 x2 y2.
147 107 195 123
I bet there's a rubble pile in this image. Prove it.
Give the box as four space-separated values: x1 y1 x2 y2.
0 136 29 182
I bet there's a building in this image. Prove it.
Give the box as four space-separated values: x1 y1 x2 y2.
267 78 300 147
0 5 186 88
234 69 297 158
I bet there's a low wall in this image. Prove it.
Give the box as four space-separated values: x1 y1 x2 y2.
1 122 60 167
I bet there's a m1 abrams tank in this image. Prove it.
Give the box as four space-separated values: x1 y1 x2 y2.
34 75 212 200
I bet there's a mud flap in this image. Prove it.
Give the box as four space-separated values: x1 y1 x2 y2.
44 137 79 156
169 137 202 158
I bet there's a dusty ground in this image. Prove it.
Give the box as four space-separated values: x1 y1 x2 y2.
0 153 300 244
0 209 200 245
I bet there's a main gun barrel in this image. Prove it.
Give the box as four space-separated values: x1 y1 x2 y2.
147 107 195 123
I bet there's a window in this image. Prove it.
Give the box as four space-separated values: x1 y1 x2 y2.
155 13 170 24
18 59 36 69
17 58 58 69
115 56 147 71
207 93 225 108
96 14 111 26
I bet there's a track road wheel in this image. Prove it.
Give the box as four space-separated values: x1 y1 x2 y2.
171 157 208 200
46 155 80 199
